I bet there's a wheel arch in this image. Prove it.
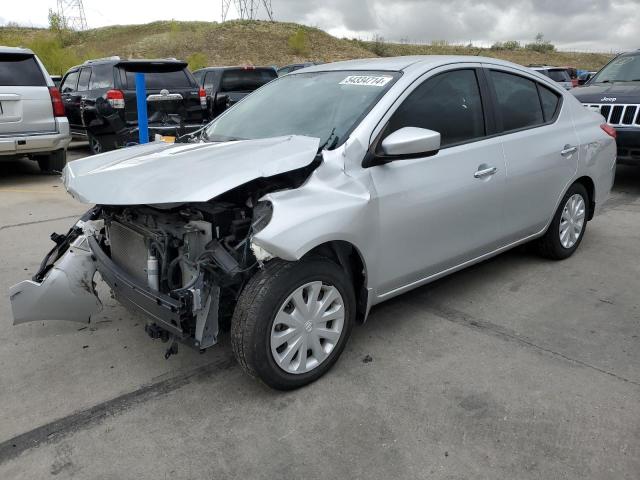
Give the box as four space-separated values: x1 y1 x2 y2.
301 240 370 323
574 175 596 220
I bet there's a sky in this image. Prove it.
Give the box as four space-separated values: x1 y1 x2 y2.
2 0 639 52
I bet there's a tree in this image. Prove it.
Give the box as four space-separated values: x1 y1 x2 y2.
288 28 307 55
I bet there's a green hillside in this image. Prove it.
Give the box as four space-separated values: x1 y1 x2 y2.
0 20 614 76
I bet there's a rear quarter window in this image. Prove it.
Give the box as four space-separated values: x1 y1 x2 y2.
0 53 46 87
89 64 114 90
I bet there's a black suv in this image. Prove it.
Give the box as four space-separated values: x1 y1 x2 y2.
60 57 208 154
572 50 640 165
192 66 277 118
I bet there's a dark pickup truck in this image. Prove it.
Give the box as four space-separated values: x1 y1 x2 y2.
60 57 208 154
572 50 640 165
192 66 277 118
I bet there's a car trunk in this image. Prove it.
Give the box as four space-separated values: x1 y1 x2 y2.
0 53 55 136
119 61 204 128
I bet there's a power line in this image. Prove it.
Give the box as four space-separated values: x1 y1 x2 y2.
56 0 88 30
221 0 273 21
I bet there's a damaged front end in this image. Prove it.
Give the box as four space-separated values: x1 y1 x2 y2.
10 197 274 354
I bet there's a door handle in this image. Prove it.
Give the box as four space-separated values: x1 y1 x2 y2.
561 145 578 156
474 166 497 179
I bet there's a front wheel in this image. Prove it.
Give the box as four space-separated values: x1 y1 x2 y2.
231 257 355 390
536 182 589 260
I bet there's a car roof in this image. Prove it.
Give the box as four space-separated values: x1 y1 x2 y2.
0 45 35 55
298 55 531 73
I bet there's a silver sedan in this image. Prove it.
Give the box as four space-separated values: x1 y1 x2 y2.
10 56 616 389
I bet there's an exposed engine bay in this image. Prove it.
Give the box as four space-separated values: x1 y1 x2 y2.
98 199 271 353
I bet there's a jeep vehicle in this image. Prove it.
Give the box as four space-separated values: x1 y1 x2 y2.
572 50 640 165
529 66 573 90
60 57 208 154
11 56 615 390
0 47 70 172
192 66 277 118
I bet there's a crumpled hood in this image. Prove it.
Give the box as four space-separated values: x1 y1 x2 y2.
62 135 320 205
572 82 640 103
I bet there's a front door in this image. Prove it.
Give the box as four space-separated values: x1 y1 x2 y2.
367 67 507 295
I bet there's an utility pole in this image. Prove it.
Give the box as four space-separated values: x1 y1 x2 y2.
221 0 273 21
56 0 88 30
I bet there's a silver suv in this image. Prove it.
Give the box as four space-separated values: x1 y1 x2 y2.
0 46 70 172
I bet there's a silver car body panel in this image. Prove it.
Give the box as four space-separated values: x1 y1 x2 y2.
9 235 101 324
11 55 616 325
62 135 320 205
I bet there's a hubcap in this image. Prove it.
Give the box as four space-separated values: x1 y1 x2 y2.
270 281 345 375
90 137 102 154
559 193 586 249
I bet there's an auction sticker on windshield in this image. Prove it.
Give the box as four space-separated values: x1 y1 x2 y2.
340 75 393 87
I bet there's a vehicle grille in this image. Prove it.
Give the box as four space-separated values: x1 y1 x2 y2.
107 222 148 283
583 103 640 127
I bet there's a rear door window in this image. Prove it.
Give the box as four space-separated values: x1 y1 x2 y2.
124 69 193 89
77 68 91 91
384 69 486 148
60 70 79 93
0 53 46 86
490 71 544 132
220 69 278 92
89 64 114 89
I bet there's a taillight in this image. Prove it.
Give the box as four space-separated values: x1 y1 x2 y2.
198 87 207 108
48 87 65 117
601 123 617 139
106 89 125 109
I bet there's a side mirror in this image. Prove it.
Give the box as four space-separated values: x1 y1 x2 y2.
381 127 441 156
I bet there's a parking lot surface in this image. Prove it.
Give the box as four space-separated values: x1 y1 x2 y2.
0 147 639 479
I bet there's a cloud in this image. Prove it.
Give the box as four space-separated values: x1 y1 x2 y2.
271 0 640 51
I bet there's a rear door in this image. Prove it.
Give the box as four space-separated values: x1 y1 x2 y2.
119 62 204 127
486 67 579 241
0 52 55 136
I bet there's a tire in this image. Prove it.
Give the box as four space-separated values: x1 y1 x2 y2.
88 133 116 155
536 182 589 260
37 149 66 173
231 257 355 390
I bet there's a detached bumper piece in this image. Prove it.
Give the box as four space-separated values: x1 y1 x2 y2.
10 235 101 324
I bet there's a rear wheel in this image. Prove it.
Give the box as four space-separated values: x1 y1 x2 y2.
536 183 589 260
231 257 355 390
37 149 66 173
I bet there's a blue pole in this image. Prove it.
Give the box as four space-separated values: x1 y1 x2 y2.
135 72 149 144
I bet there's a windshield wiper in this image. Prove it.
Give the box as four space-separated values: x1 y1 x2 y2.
318 128 339 153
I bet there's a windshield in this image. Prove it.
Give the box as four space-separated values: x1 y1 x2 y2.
204 70 400 148
591 54 640 83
